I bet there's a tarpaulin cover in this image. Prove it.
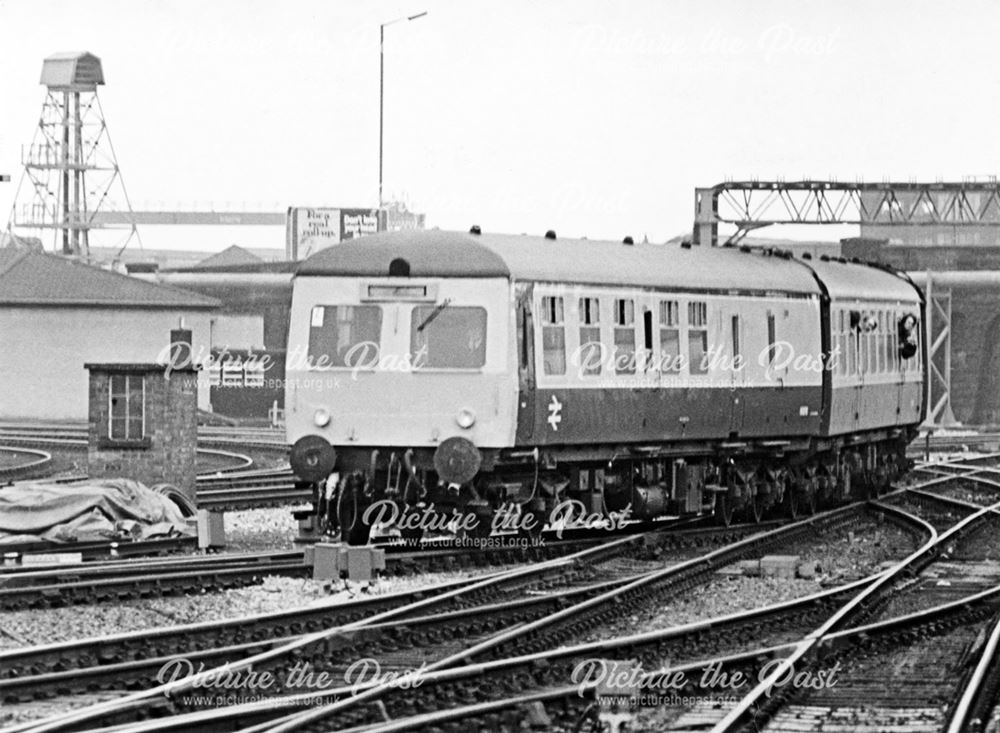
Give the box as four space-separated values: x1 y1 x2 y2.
0 478 194 543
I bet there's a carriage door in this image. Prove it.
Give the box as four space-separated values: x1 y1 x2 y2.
851 310 864 431
515 284 535 440
642 308 659 386
729 313 745 434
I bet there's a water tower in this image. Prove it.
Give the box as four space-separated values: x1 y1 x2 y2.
6 52 138 257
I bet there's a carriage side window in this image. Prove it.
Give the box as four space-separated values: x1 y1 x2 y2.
308 305 382 369
859 314 869 374
540 296 566 375
848 312 857 376
880 311 890 373
867 314 877 374
887 311 899 372
613 298 636 374
411 306 487 369
875 312 883 373
659 300 682 373
836 311 847 376
901 313 919 364
766 311 777 367
578 296 602 376
688 301 709 375
109 374 145 442
731 315 741 360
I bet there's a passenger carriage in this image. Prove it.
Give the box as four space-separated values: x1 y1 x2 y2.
285 229 925 542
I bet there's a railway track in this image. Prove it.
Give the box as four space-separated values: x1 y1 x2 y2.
705 469 1000 732
0 536 197 562
45 467 980 733
0 421 305 510
4 455 995 732
0 550 311 610
0 446 52 481
0 520 657 611
194 467 311 510
910 431 1000 455
202 474 994 733
4 497 930 733
0 532 664 728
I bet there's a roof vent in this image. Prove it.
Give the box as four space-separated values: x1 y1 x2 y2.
802 252 812 260
544 230 557 240
469 225 481 235
623 236 634 245
388 258 411 277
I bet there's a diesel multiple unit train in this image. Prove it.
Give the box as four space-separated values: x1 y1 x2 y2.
286 229 925 543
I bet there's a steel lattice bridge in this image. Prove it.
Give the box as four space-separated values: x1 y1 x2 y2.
693 179 1000 246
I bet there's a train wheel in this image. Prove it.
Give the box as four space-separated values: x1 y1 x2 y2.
784 486 800 519
805 488 818 515
714 492 735 527
746 481 765 523
838 463 855 500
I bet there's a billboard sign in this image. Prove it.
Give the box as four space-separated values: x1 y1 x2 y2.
341 208 379 240
286 207 342 260
286 207 384 259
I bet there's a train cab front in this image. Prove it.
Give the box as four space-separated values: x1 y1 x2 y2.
286 266 517 545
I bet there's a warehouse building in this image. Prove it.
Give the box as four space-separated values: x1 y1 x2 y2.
0 248 220 420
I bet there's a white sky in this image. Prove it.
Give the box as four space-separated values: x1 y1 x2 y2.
2 0 999 253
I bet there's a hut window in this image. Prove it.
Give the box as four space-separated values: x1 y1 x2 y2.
109 374 145 442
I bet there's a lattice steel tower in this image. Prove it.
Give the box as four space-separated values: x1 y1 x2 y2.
6 52 139 257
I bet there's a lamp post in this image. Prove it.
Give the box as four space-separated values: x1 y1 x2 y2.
380 11 427 208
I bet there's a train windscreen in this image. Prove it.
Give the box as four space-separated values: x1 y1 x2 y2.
410 306 487 369
308 305 382 368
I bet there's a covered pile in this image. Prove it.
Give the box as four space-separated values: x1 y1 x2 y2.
0 478 194 543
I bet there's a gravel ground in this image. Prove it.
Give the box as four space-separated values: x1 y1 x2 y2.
223 505 303 552
586 516 917 642
0 563 518 651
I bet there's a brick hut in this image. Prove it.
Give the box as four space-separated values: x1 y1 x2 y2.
85 362 199 503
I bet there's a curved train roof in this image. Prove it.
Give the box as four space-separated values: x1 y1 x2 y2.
296 229 919 301
807 257 921 304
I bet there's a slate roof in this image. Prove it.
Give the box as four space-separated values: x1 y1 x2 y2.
191 245 262 270
0 249 220 308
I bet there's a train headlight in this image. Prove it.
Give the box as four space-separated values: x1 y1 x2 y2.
455 408 476 429
313 408 331 427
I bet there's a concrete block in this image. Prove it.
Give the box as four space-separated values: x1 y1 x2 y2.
197 509 225 549
796 561 821 579
760 555 799 579
312 543 386 582
338 545 386 582
312 542 340 581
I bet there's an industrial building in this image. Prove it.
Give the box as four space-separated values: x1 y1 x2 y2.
0 248 220 420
